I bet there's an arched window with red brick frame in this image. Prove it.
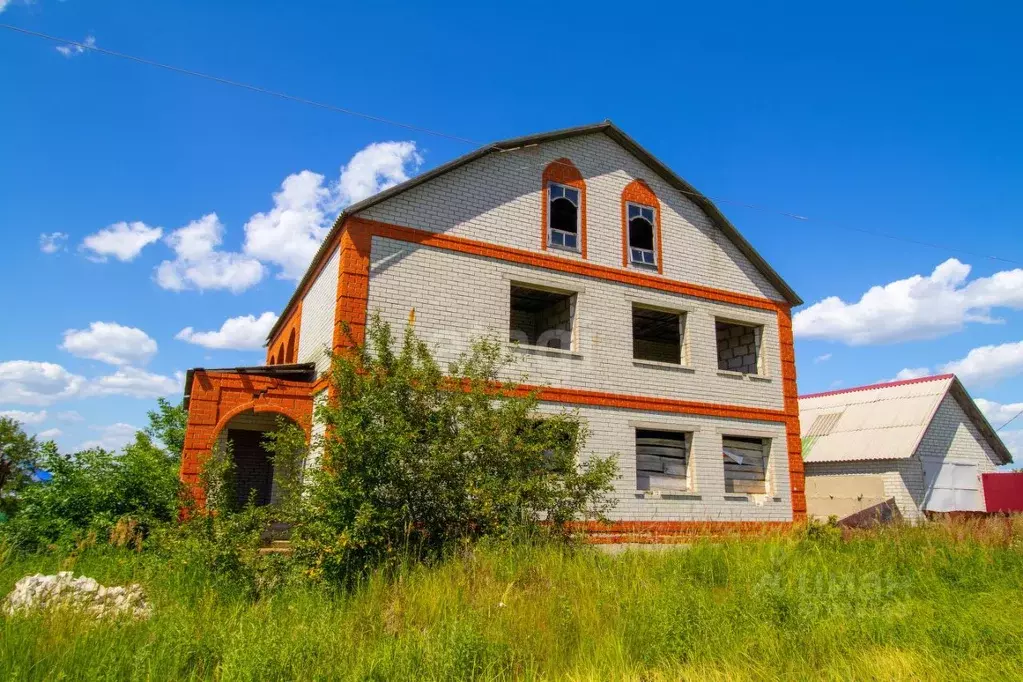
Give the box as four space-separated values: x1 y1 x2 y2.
621 179 663 274
286 329 296 363
541 159 587 257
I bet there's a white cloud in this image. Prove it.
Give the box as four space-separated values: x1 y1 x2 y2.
81 221 163 262
60 321 158 366
999 431 1022 463
56 35 96 58
77 423 137 452
57 410 84 423
36 428 62 440
975 398 1023 429
813 353 832 364
335 141 422 206
39 232 68 254
0 409 48 425
242 141 421 280
890 367 932 382
0 361 85 406
155 214 264 293
86 367 182 399
793 259 1023 345
0 1 10 13
176 312 278 350
941 340 1023 387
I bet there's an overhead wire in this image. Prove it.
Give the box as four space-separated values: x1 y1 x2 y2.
2 22 1021 267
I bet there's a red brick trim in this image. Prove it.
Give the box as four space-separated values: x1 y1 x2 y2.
180 370 314 509
267 300 302 365
776 307 806 520
349 217 784 312
620 179 663 274
541 158 587 258
336 215 805 527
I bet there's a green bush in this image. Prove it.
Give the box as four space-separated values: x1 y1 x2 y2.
2 433 180 549
0 416 42 517
293 315 618 584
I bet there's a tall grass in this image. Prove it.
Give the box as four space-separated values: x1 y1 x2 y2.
2 518 1022 681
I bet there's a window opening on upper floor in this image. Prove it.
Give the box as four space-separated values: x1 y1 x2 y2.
548 182 580 251
627 203 657 266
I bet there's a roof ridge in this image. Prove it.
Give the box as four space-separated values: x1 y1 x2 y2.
799 374 955 400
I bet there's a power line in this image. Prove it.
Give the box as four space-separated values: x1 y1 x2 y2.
0 23 481 145
997 408 1023 432
3 23 1021 267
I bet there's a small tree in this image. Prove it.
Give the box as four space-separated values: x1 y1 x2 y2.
296 315 617 583
145 398 188 460
0 417 41 517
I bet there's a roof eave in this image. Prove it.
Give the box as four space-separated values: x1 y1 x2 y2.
264 120 803 342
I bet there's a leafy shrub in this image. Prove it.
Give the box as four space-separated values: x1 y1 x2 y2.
2 433 180 549
0 416 42 517
293 315 618 584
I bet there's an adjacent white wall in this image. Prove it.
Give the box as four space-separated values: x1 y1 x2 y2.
298 246 340 374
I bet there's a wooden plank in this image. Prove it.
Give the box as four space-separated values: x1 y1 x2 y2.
637 455 664 473
722 442 766 454
636 437 688 448
637 445 687 458
664 462 688 476
725 470 766 481
724 463 765 474
727 479 767 494
643 473 687 491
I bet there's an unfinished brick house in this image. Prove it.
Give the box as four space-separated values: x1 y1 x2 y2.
180 122 807 538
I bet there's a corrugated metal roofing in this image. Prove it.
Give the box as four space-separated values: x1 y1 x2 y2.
799 375 953 463
798 374 1012 465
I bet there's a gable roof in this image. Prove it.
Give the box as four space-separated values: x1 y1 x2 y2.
799 374 1012 465
266 121 802 343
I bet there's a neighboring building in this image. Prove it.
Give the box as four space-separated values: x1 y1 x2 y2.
799 374 1012 522
180 122 808 538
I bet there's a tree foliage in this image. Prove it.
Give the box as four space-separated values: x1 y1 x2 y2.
145 397 188 460
294 315 618 583
0 416 41 517
3 433 180 549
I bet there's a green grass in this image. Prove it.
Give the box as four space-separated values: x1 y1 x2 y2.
2 520 1023 681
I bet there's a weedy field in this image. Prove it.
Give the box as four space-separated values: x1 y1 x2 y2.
2 518 1022 681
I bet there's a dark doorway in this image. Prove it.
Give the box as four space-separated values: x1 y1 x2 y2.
228 429 274 507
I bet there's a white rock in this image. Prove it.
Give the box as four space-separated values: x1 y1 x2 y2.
3 573 152 619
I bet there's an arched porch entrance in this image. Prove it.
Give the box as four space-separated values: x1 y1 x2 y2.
215 409 302 508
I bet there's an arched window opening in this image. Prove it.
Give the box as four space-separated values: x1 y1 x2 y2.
277 345 285 365
547 182 580 250
627 203 657 266
286 329 297 364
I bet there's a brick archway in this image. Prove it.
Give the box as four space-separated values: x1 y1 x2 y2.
181 369 314 508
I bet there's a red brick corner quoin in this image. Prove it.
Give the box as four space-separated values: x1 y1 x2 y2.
180 370 313 509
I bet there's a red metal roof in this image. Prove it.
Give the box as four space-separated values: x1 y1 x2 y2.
799 374 955 400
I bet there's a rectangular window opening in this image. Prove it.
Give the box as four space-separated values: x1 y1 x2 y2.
722 435 768 495
715 320 762 374
509 284 576 350
636 428 690 492
632 306 684 364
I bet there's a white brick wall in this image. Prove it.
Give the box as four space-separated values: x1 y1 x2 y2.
365 236 792 521
359 132 784 301
299 246 339 374
537 403 792 522
367 237 784 410
804 393 1002 521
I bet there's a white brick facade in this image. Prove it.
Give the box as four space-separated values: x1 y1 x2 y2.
298 246 339 374
361 134 784 301
347 130 797 523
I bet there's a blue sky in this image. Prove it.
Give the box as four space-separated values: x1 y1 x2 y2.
1 1 1020 459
